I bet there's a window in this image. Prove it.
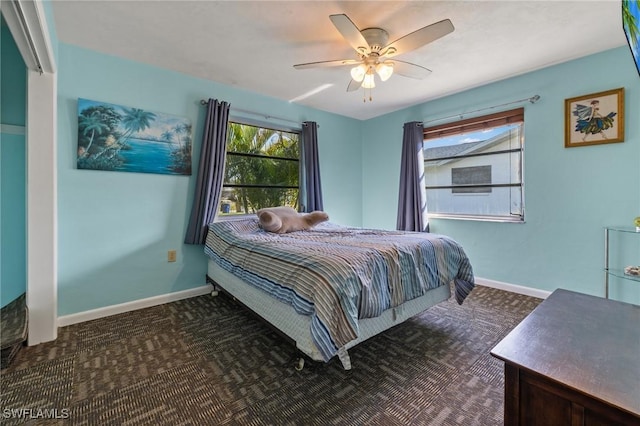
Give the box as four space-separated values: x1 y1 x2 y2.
221 122 300 216
423 108 524 221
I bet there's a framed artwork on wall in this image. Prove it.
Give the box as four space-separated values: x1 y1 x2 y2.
622 0 639 77
564 88 625 148
77 98 192 175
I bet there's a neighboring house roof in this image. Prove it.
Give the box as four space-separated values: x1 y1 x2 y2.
424 132 514 165
424 141 484 161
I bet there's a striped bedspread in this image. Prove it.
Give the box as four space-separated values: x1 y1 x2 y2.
204 219 474 362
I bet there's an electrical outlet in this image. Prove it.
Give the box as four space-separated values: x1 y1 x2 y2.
168 250 177 262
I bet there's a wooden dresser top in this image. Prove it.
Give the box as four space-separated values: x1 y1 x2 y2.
491 288 640 417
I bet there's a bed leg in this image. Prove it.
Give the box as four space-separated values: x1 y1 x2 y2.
337 347 352 370
206 275 219 296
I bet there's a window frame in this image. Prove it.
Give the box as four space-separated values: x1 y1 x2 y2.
423 108 525 223
219 120 302 219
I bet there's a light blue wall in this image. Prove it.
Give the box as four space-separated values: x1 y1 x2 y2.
57 44 363 315
0 20 27 308
54 34 640 313
1 20 26 125
1 134 26 308
41 0 59 63
362 47 640 304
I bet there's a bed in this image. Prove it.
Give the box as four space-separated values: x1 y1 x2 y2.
204 218 475 370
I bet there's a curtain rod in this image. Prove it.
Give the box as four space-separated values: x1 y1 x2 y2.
199 100 302 127
422 95 541 125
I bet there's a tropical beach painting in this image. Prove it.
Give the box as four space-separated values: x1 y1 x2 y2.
623 0 640 77
77 98 192 175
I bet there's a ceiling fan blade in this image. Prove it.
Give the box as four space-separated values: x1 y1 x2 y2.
392 60 432 79
294 59 361 70
329 14 370 55
383 19 454 58
347 79 361 92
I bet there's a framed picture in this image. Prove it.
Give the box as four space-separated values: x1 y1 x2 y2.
564 88 624 148
77 98 192 175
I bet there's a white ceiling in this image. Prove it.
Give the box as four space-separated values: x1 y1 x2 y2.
51 1 627 121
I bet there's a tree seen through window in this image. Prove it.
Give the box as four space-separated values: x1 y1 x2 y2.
221 122 300 215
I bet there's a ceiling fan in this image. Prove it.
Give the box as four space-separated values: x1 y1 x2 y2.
293 14 455 100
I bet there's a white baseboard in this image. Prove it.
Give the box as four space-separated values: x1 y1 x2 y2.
57 284 214 327
57 279 546 327
475 277 551 300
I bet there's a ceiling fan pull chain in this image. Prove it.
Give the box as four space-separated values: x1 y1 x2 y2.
362 85 373 102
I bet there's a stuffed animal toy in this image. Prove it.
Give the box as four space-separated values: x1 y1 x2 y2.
257 206 329 234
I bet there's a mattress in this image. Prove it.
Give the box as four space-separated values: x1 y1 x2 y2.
204 219 474 364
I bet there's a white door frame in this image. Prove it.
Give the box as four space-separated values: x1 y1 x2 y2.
1 0 58 344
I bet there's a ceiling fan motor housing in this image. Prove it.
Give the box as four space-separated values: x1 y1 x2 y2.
360 28 389 54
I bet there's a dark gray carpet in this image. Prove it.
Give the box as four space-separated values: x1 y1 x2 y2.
0 285 541 425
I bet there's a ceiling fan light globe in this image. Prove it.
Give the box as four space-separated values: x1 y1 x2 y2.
350 65 366 82
376 62 394 81
362 73 376 89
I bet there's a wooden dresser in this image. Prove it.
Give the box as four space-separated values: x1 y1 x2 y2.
491 289 640 425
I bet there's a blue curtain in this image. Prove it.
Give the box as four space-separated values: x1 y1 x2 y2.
397 121 428 232
302 121 323 212
184 99 230 244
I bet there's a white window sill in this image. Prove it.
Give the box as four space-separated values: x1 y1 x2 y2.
214 214 257 222
428 214 525 223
